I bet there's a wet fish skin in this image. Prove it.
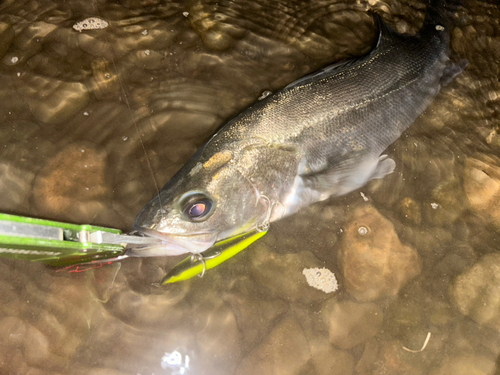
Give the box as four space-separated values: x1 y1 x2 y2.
132 0 464 256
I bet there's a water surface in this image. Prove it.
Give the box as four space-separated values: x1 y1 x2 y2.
1 0 500 374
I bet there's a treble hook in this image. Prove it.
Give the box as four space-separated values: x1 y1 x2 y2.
189 251 221 278
190 253 206 278
257 195 284 232
257 195 271 232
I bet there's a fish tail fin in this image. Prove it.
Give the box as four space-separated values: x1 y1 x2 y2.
421 0 464 34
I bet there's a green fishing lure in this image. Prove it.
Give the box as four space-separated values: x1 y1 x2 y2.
161 230 267 284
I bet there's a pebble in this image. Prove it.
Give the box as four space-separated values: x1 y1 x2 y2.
321 300 383 349
399 196 422 225
88 58 120 99
463 154 500 230
424 178 467 227
196 303 242 374
222 276 289 348
372 340 426 375
105 279 191 329
355 339 379 374
431 354 496 375
18 74 90 124
236 316 310 375
32 142 110 222
450 253 500 332
0 162 35 211
0 22 14 60
338 204 421 301
250 243 333 304
309 337 354 375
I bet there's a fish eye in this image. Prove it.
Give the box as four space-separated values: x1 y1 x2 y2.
181 193 214 221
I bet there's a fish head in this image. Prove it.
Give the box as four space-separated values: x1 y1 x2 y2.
133 150 267 256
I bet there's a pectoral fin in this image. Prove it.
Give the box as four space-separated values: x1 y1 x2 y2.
370 155 396 179
301 153 395 198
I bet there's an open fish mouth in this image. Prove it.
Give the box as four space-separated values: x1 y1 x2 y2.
127 226 218 257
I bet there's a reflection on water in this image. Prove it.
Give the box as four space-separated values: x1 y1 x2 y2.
0 0 499 374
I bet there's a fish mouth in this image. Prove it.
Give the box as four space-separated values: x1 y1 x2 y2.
129 225 218 257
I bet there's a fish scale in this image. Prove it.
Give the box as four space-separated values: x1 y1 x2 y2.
132 0 465 256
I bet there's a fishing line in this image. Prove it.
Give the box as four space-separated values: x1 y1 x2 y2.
92 2 165 220
111 61 164 217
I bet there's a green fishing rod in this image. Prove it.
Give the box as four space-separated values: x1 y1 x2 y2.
0 213 266 282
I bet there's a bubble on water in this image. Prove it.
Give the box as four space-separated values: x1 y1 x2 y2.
11 56 19 64
83 111 89 116
435 25 445 31
358 226 368 235
302 267 338 294
73 17 109 32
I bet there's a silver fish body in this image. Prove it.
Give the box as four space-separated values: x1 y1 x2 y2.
132 2 464 256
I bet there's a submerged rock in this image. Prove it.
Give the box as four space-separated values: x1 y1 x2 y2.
309 337 354 375
338 204 421 301
399 196 422 225
236 316 310 375
196 303 242 375
18 73 90 124
321 300 383 350
0 22 14 60
424 178 467 227
450 253 500 332
0 162 35 211
32 142 111 223
88 58 120 99
431 354 496 375
464 154 500 230
187 4 245 51
250 243 332 303
372 340 426 375
223 276 288 349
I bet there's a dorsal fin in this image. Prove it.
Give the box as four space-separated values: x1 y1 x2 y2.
283 13 402 92
283 57 362 90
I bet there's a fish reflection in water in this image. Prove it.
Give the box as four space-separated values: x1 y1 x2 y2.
132 0 465 257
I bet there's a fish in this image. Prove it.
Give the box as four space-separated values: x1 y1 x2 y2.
131 0 465 256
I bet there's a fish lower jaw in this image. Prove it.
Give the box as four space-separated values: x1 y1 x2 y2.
133 226 217 255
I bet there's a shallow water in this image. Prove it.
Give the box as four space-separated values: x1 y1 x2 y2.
1 0 500 374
